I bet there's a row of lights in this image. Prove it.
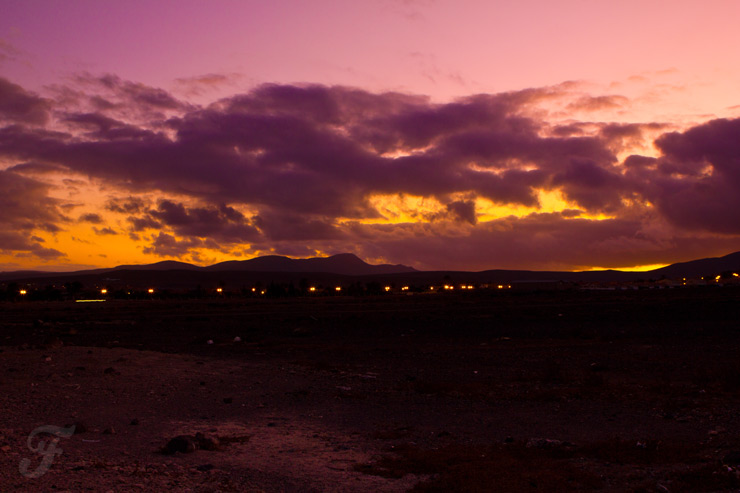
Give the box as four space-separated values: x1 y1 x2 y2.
20 273 740 298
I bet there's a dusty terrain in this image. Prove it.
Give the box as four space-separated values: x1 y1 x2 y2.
2 288 740 491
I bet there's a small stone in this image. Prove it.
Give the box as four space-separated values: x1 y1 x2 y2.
196 464 214 472
103 367 118 375
103 427 116 435
223 397 233 404
589 362 607 372
130 419 139 426
195 433 220 451
163 435 198 454
526 438 571 449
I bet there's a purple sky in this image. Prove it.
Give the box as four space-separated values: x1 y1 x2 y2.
1 1 740 271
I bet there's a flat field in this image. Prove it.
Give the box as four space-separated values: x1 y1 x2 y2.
2 288 740 491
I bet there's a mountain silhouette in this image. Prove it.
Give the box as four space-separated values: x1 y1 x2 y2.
1 251 739 286
648 250 740 279
205 253 416 275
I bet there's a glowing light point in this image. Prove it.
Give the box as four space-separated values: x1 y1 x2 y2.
384 286 391 292
309 287 316 292
19 289 27 295
101 289 107 294
216 287 223 293
401 286 409 291
148 288 154 294
335 286 342 292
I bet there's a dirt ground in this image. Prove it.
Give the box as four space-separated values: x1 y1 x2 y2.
2 288 740 491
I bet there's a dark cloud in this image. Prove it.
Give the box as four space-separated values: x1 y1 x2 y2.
566 95 628 112
446 200 477 224
76 73 187 111
643 118 740 234
6 161 67 174
127 215 161 232
1 76 740 269
146 200 261 243
79 213 103 224
0 81 623 220
0 77 50 124
350 214 738 272
142 232 203 257
106 196 147 214
253 210 343 241
0 170 67 260
93 226 118 235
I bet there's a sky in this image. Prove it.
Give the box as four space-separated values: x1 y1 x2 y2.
1 0 740 272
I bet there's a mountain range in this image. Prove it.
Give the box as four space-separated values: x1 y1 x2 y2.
1 251 740 288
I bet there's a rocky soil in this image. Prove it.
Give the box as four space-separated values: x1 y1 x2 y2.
2 289 740 491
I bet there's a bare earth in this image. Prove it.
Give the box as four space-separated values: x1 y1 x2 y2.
2 289 740 491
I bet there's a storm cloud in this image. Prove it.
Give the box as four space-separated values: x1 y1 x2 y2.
1 75 739 269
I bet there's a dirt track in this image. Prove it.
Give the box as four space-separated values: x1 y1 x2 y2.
2 289 740 491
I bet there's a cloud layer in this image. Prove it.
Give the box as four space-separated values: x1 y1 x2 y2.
1 75 739 270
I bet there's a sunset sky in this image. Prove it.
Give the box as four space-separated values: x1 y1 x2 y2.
2 0 740 272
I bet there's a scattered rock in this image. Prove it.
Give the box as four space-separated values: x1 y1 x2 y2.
162 435 199 454
233 336 241 343
195 433 220 451
206 340 214 345
161 433 221 454
103 427 116 435
589 362 607 372
130 418 139 426
526 438 573 449
103 367 119 375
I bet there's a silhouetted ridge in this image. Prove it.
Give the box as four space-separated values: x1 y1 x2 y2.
650 251 740 279
206 253 417 275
